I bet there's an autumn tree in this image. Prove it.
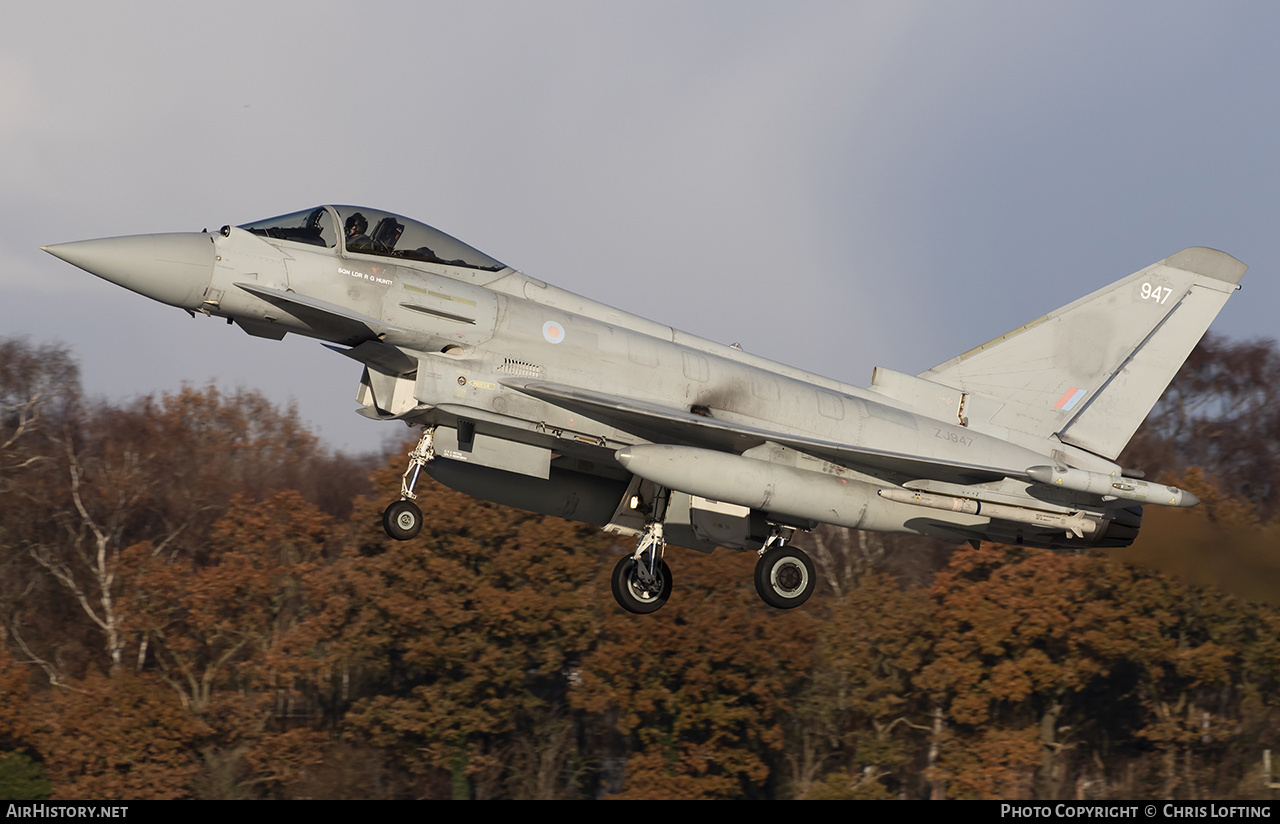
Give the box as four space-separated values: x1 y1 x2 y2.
572 549 818 800
0 337 79 484
22 668 210 800
795 573 935 799
0 343 378 798
919 546 1142 799
118 491 335 797
334 459 612 799
806 524 955 596
5 332 1279 801
0 338 82 685
1125 334 1280 518
10 382 367 680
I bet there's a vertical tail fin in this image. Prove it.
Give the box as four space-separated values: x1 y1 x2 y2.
920 247 1247 459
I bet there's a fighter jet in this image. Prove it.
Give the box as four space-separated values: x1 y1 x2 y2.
43 206 1246 613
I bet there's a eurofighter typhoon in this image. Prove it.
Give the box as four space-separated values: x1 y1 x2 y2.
43 206 1245 613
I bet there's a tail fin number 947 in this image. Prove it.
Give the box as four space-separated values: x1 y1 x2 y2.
1141 282 1173 304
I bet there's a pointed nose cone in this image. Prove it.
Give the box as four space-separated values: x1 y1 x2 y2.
43 232 215 308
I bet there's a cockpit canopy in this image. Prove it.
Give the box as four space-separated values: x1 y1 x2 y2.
238 205 506 272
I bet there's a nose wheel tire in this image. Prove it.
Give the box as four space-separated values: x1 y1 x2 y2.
383 499 423 541
611 556 673 614
754 546 815 609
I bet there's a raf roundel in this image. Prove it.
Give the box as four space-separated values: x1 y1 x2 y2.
542 320 566 345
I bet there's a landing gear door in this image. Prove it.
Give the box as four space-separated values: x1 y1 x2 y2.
688 496 764 548
663 493 767 553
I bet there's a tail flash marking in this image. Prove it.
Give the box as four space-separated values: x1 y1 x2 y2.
1054 388 1086 411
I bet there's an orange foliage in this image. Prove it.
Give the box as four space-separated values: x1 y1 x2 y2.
6 338 1280 800
27 670 208 800
335 463 610 794
575 550 817 799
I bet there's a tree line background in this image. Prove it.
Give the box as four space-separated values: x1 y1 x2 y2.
1 334 1278 800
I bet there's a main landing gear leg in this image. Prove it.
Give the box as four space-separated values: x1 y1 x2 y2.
754 526 815 609
382 426 435 542
611 488 673 614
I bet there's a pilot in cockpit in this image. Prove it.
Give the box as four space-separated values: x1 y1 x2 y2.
344 213 371 248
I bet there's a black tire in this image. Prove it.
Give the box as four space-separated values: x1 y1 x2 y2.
611 555 673 614
383 499 423 541
754 546 815 609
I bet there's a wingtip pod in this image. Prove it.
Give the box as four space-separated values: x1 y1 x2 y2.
1163 247 1248 286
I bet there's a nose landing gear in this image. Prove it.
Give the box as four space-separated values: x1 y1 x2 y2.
382 427 435 542
383 499 424 541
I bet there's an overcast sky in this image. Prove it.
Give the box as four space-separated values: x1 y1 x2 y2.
3 1 1278 455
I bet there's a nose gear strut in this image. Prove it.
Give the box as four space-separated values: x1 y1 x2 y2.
383 426 436 541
